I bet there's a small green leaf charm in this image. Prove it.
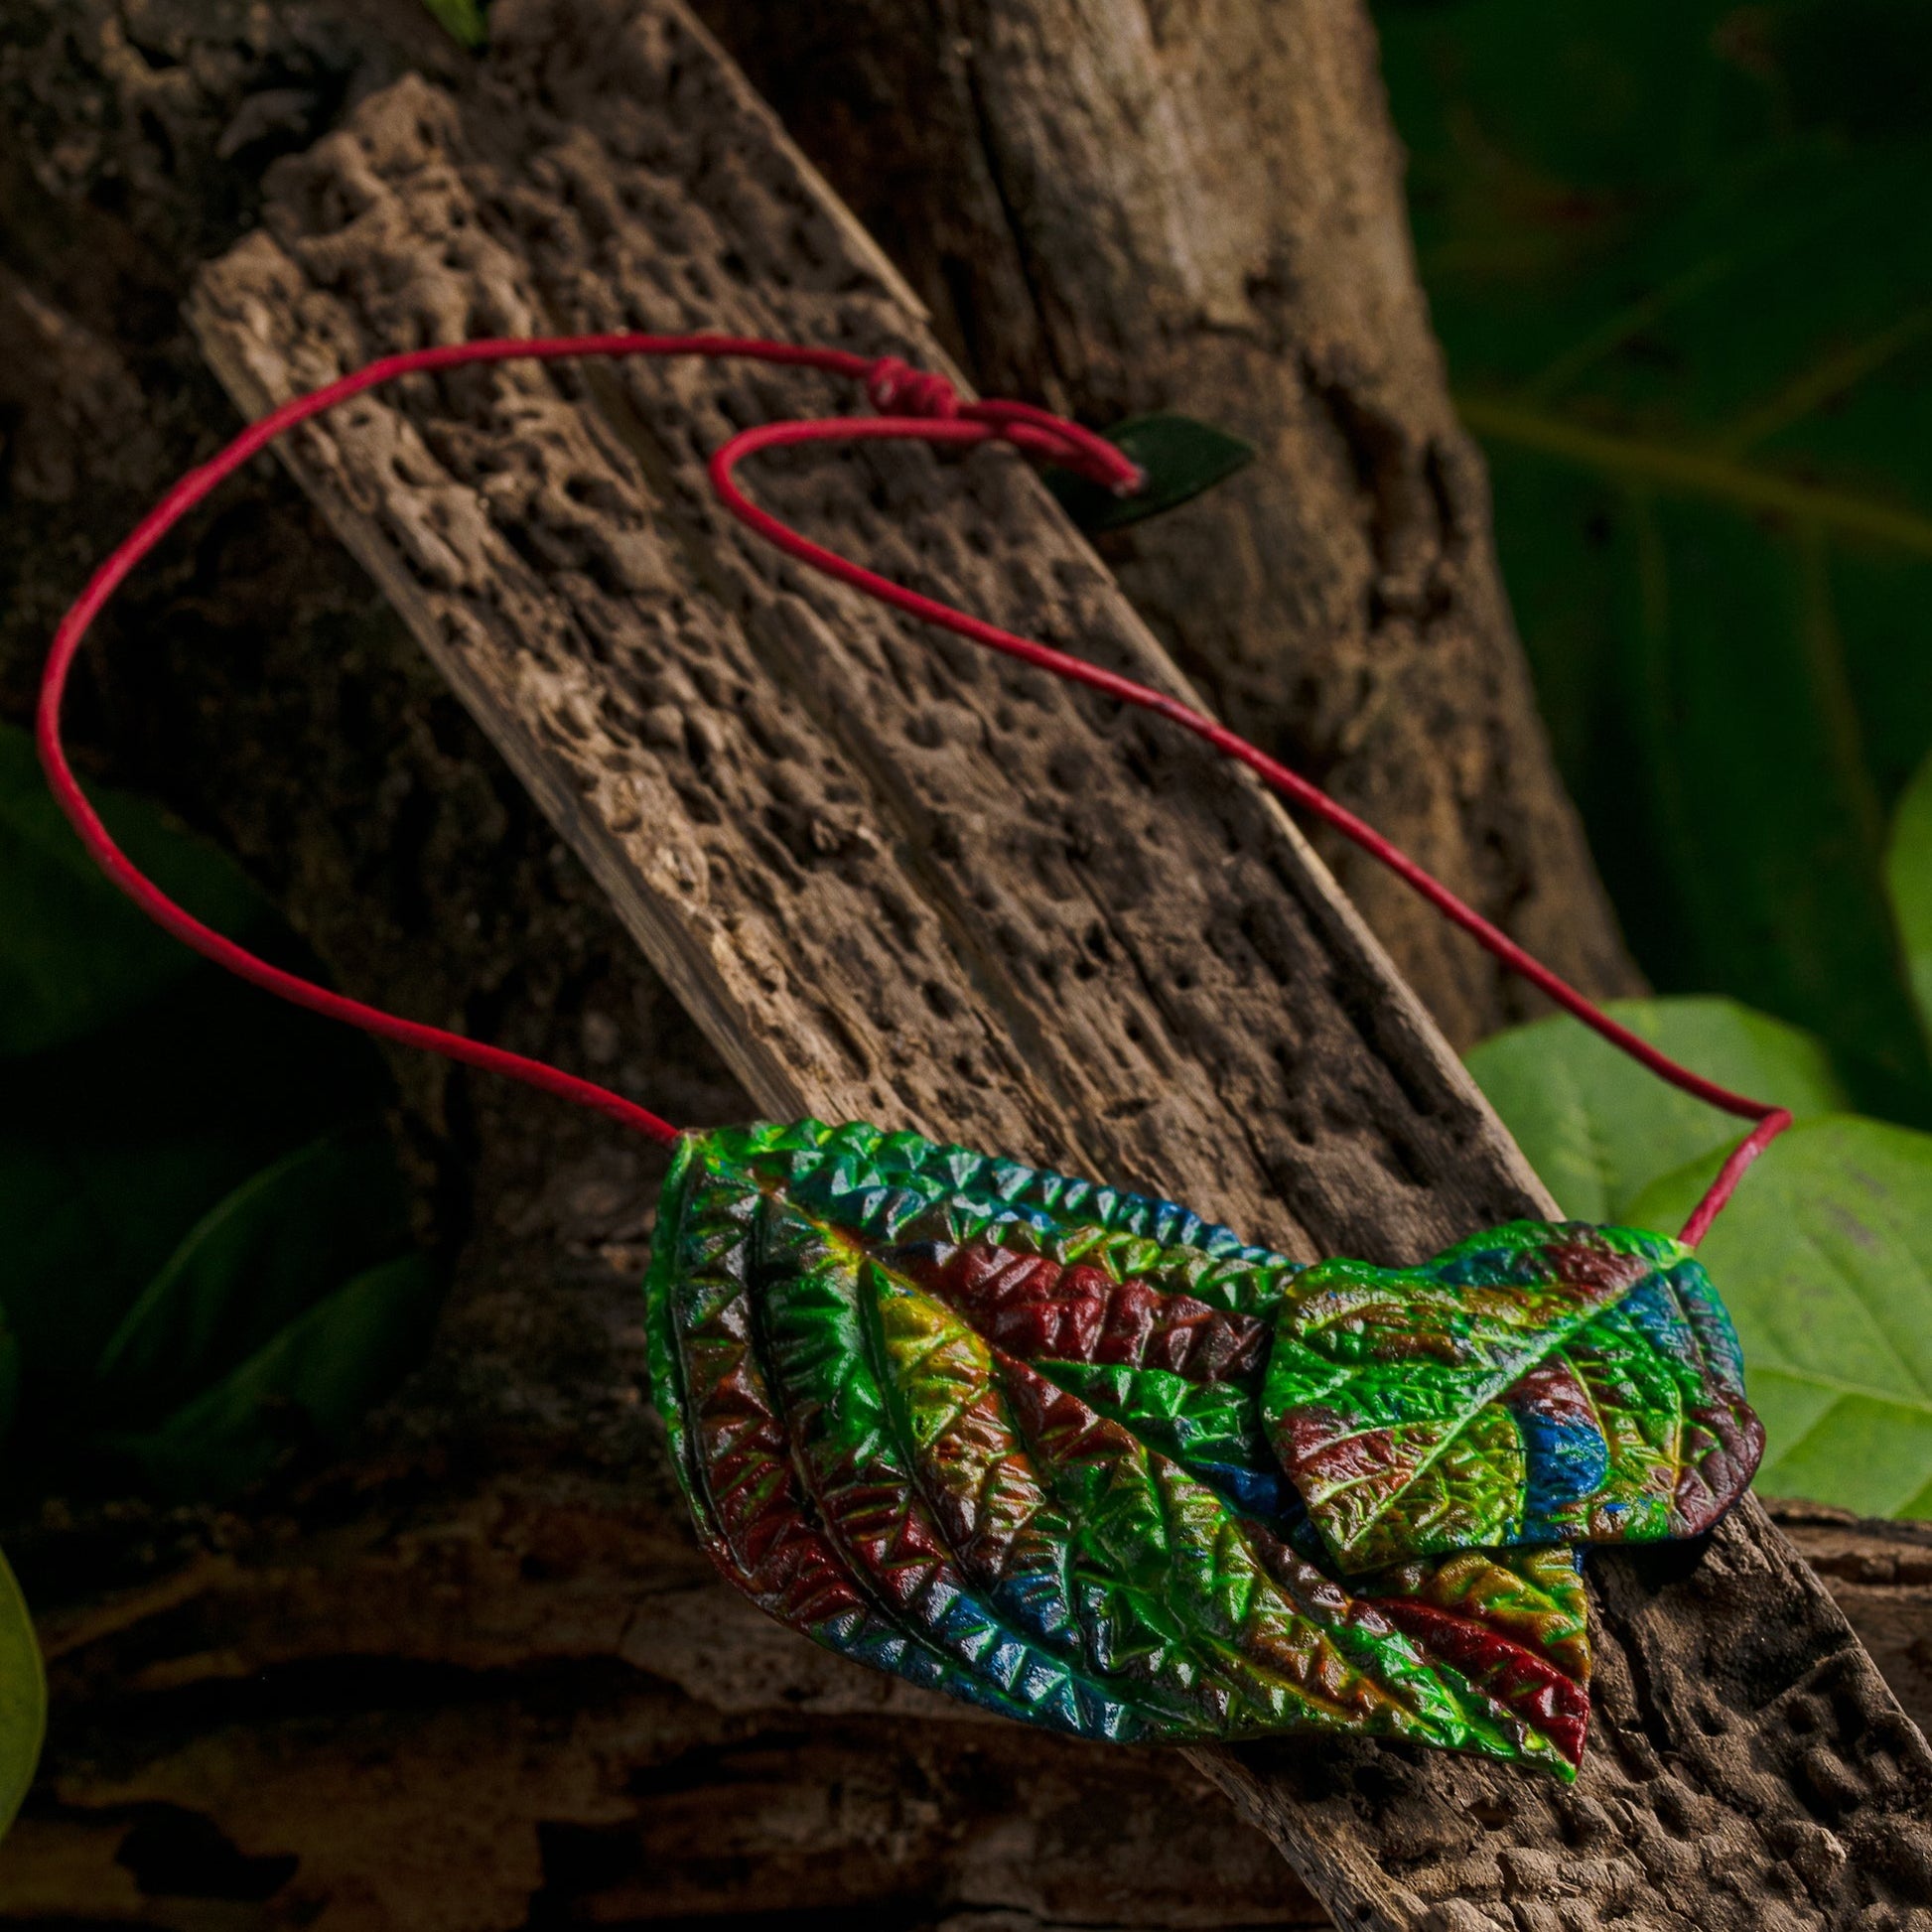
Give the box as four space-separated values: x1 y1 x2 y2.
1264 1223 1763 1575
1045 415 1257 533
645 1121 1628 1776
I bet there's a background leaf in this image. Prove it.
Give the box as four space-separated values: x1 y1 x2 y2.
1886 744 1932 1055
93 1132 412 1427
417 0 488 49
0 727 268 1057
0 1548 42 1837
1465 995 1849 1221
0 975 391 1429
1626 1115 1932 1517
1376 0 1932 1122
0 720 434 1500
111 1251 442 1502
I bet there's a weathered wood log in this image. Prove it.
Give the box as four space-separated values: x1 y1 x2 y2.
689 0 1646 1045
138 5 1932 1928
186 28 1546 1263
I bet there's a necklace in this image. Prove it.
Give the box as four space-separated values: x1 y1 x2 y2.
38 335 1788 1779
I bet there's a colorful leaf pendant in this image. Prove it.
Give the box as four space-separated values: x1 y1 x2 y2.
643 1121 1763 1778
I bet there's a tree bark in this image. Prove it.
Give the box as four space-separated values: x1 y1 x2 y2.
689 0 1645 1045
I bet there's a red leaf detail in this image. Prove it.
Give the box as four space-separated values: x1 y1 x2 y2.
907 1240 1267 1379
1374 1598 1588 1768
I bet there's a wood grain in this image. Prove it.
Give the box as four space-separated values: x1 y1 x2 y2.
173 3 1932 1927
690 0 1645 1047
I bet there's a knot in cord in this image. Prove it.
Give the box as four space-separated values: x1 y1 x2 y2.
867 356 960 420
866 354 1144 498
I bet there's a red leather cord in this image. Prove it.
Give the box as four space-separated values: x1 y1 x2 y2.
36 333 1790 1241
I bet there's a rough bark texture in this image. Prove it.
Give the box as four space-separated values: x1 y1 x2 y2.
1763 1506 1932 1747
187 45 1550 1274
0 4 1922 1931
688 0 1645 1046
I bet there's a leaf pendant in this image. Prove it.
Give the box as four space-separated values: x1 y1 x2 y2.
644 1121 1762 1777
1266 1223 1764 1574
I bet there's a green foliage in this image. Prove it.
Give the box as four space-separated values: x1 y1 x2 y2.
418 0 488 49
1045 416 1257 533
0 724 437 1491
1626 1117 1932 1518
0 730 266 1056
1886 745 1932 1056
1465 997 1847 1222
0 725 446 1834
1401 0 1932 1523
0 1551 43 1839
108 1251 442 1501
1376 0 1932 1120
2 973 387 1409
92 1134 411 1421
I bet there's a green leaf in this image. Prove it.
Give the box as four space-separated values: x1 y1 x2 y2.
93 1131 413 1428
1263 1220 1759 1573
0 973 391 1409
1376 0 1932 1119
1626 1114 1932 1517
0 732 424 1503
1886 744 1932 1055
417 0 487 48
0 1547 43 1839
1045 415 1256 533
648 1119 1599 1773
1465 996 1850 1222
110 1251 442 1502
0 725 269 1057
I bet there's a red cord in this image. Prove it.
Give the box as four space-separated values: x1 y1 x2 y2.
36 333 1789 1240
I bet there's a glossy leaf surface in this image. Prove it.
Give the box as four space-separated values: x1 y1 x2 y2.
646 1120 1592 1774
1464 996 1849 1222
1263 1222 1762 1573
1629 1115 1932 1518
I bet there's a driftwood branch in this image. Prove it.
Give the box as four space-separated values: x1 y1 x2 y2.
156 5 1932 1928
